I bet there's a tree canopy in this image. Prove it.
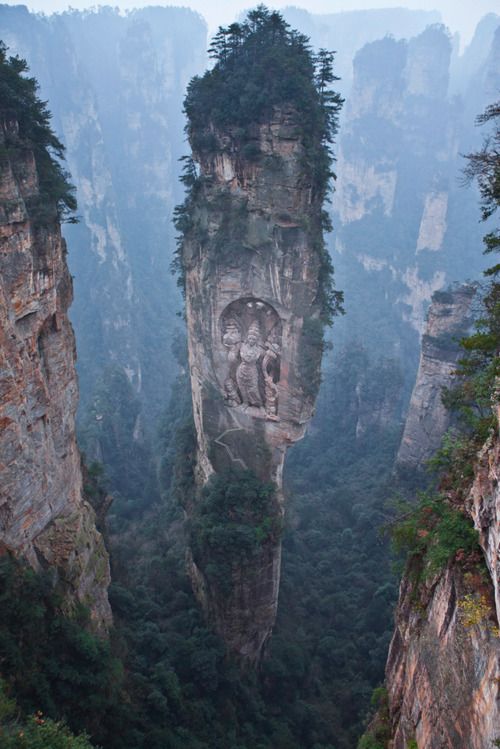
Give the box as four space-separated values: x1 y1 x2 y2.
184 6 342 175
0 42 76 222
447 100 500 439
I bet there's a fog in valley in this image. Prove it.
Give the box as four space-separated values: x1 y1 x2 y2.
0 1 499 747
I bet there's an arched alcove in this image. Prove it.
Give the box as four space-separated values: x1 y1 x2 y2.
219 297 282 419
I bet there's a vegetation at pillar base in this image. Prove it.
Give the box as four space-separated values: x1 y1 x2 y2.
189 470 281 596
0 42 76 223
0 341 399 749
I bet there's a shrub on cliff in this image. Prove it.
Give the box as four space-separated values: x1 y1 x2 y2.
391 491 480 578
0 679 96 748
0 42 76 222
443 100 500 441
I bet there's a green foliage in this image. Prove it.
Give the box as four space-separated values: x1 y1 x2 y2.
0 679 96 747
356 686 390 749
189 470 281 594
391 99 500 598
298 316 328 399
1 714 96 748
173 6 344 325
444 99 500 443
0 42 76 222
391 492 480 578
78 365 158 522
185 6 342 178
426 429 477 498
0 339 402 749
0 556 120 740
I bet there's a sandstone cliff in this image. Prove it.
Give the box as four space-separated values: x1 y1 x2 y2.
330 22 500 407
0 112 111 631
178 13 341 664
396 285 476 472
385 407 500 748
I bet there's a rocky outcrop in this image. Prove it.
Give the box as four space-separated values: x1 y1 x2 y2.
0 114 111 631
182 105 329 663
385 399 500 747
396 285 476 471
386 563 500 749
468 397 500 644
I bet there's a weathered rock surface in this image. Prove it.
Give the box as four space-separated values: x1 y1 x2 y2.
468 398 500 643
183 108 327 662
386 563 500 749
396 285 476 471
0 115 111 631
386 399 500 747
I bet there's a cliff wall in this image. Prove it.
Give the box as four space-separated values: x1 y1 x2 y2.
0 114 111 631
396 285 476 471
330 21 499 416
386 408 500 747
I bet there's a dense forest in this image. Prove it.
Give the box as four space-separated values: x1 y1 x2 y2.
1 5 500 749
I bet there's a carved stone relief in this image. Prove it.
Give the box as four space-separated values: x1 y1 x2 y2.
220 298 281 420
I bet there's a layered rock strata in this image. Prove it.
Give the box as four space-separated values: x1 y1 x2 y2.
183 107 328 663
385 401 500 747
396 285 476 471
0 115 111 631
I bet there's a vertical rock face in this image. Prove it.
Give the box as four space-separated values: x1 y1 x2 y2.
182 107 329 662
334 25 458 339
396 285 476 470
386 413 500 748
386 562 500 749
0 115 111 631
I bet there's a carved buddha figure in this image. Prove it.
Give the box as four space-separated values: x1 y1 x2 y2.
236 320 264 407
222 318 241 363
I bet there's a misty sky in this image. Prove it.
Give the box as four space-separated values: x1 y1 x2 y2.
2 0 499 45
